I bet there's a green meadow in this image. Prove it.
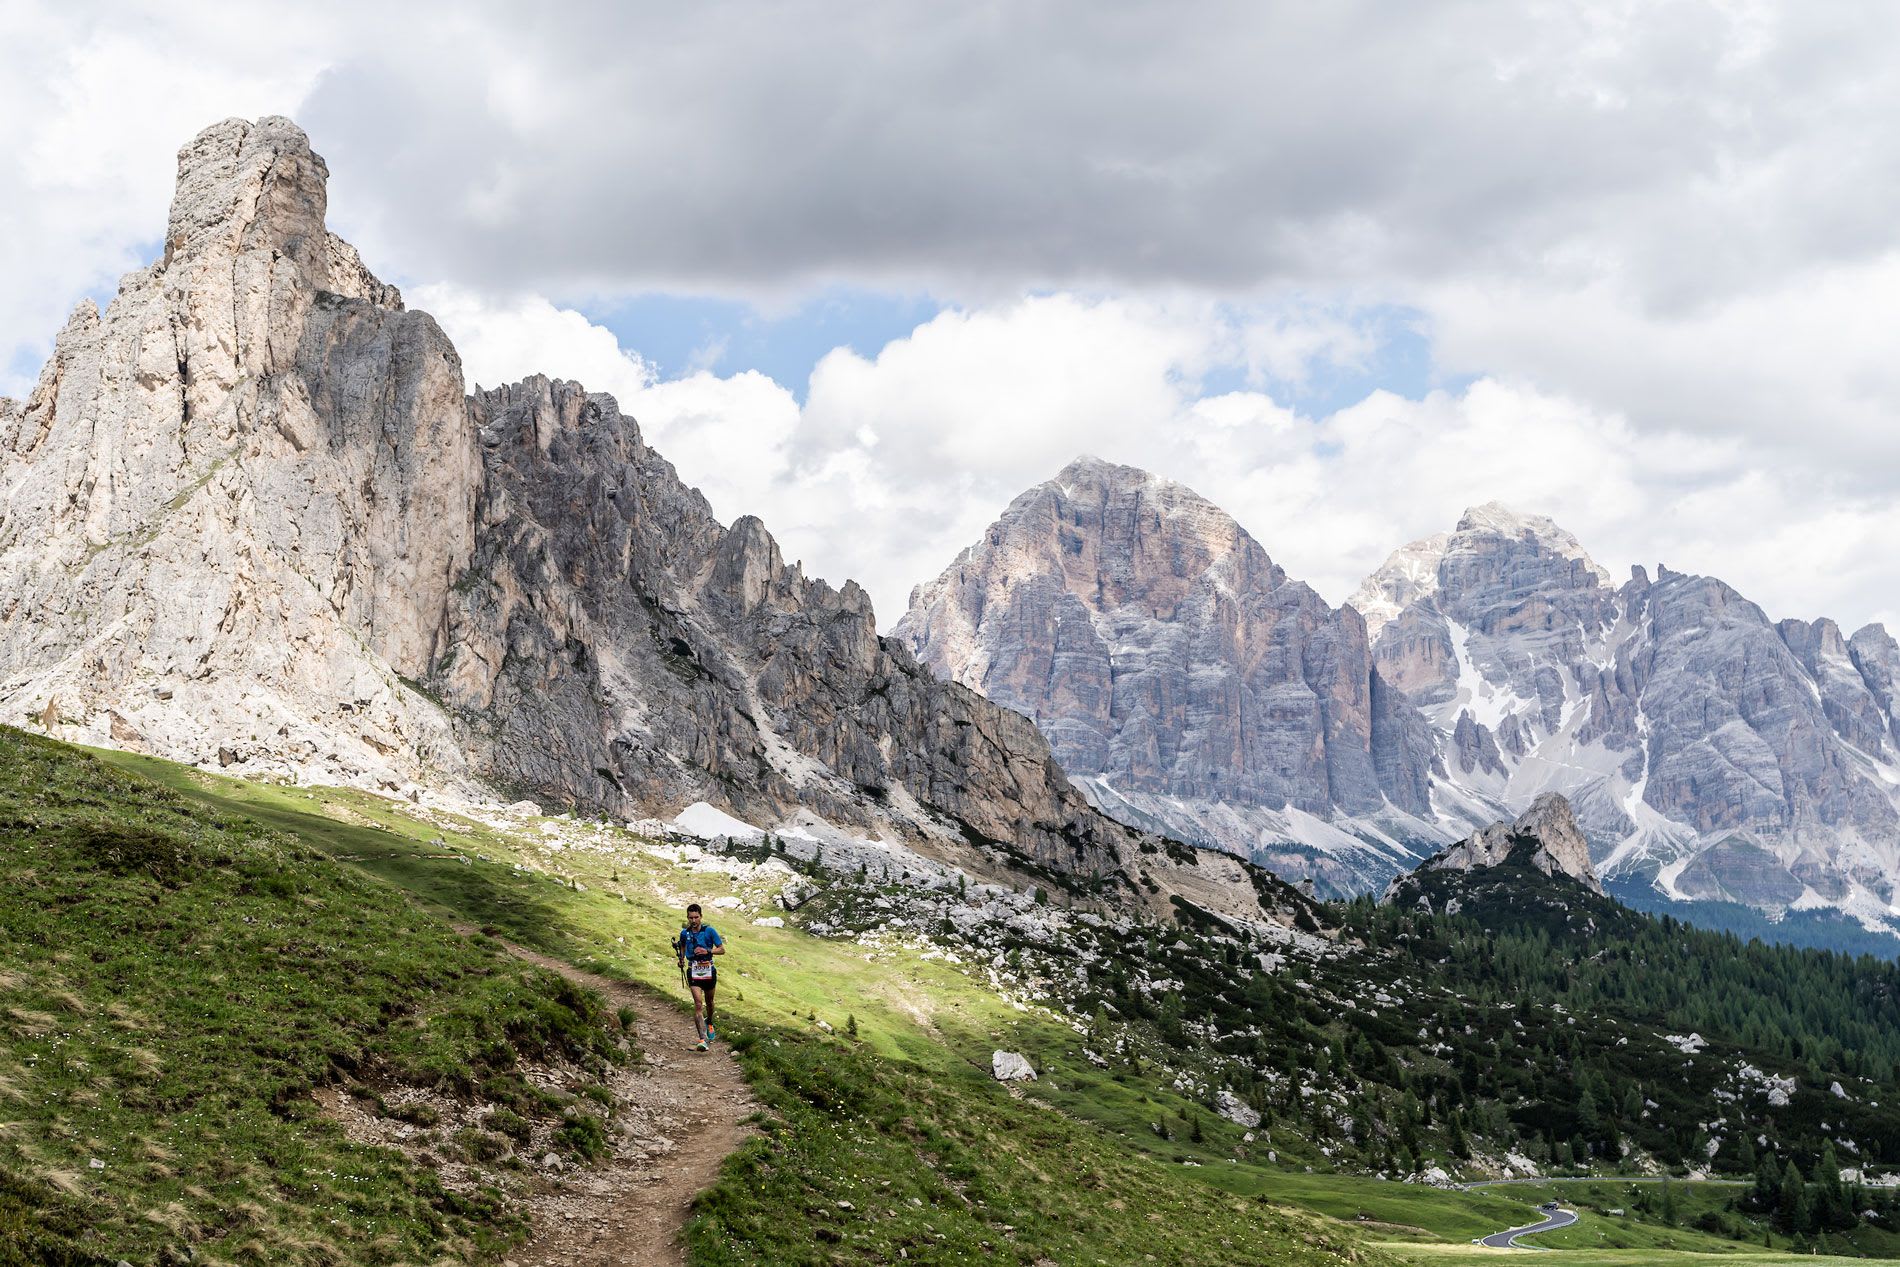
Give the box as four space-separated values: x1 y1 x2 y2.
0 726 1881 1264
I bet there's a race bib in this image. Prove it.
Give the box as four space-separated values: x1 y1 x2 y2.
690 962 714 980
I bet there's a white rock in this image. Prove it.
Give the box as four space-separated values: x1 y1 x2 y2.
1215 1089 1261 1129
753 916 785 928
991 1050 1037 1082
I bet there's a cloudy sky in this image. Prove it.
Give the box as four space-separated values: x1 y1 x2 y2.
5 1 1898 631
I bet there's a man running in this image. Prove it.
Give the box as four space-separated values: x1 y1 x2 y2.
675 902 725 1051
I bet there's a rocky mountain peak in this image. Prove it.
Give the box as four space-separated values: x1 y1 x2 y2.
1051 452 1143 489
1454 502 1609 580
1 116 470 786
1347 532 1450 638
164 116 401 310
1414 792 1604 894
900 457 1442 894
1349 503 1608 641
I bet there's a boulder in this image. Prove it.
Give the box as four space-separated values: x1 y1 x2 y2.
991 1051 1036 1082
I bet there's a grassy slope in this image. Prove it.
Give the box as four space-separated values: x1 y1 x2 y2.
89 745 1384 1266
0 728 621 1265
14 733 1873 1267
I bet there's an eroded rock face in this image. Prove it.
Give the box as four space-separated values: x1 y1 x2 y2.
0 117 1284 926
1353 509 1900 931
1673 835 1805 909
0 117 473 784
896 457 1443 894
435 379 1151 888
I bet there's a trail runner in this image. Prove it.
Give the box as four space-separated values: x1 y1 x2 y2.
675 902 725 1051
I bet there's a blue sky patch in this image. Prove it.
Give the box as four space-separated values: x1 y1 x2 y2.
582 286 942 401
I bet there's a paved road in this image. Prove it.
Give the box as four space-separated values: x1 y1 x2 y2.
1460 1177 1746 1191
1479 1206 1578 1249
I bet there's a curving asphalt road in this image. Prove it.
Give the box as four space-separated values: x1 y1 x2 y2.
1479 1206 1578 1249
1459 1177 1746 1191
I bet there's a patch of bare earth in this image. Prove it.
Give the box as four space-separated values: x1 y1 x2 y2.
319 938 758 1267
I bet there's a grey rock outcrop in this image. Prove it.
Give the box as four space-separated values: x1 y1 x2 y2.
896 456 1444 894
0 117 471 783
433 380 1158 889
1410 792 1603 894
0 117 1285 927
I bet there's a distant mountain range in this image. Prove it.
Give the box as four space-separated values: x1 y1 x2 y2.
900 458 1900 945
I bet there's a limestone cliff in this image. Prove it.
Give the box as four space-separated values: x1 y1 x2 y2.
0 117 1282 926
0 117 471 781
1353 509 1900 933
896 456 1446 894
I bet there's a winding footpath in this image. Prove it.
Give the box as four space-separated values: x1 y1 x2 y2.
493 939 760 1267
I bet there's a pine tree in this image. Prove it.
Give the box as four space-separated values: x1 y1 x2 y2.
1753 1151 1782 1212
1778 1160 1807 1234
1447 1109 1471 1159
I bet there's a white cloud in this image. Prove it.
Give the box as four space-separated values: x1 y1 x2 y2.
6 3 1898 637
415 288 1900 637
410 285 655 405
416 284 802 538
0 4 329 394
1422 253 1900 478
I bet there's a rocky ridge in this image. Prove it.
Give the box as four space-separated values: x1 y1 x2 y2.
0 117 1279 927
896 456 1448 895
0 117 471 782
900 466 1900 935
1355 507 1900 934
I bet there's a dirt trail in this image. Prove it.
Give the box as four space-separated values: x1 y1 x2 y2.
495 939 759 1267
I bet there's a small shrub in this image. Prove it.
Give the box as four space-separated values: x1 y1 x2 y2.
391 1102 440 1128
485 1107 531 1143
72 824 196 885
557 1111 607 1161
456 1128 509 1162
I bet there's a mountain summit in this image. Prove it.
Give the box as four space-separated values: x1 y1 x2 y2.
1354 503 1900 935
0 118 1276 925
901 462 1900 940
0 117 470 779
897 455 1444 894
1349 503 1611 639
